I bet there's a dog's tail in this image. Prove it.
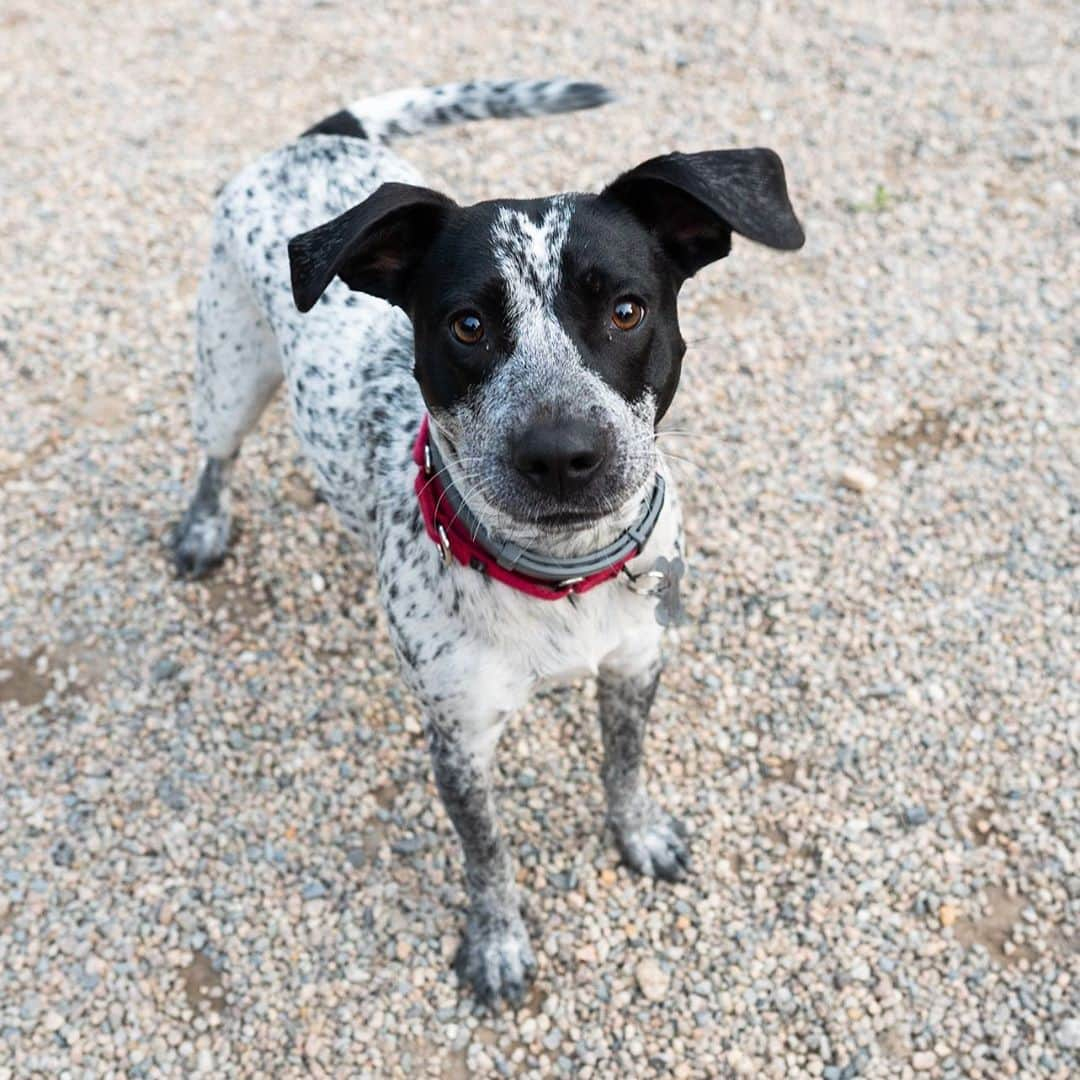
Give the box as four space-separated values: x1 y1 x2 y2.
302 78 613 143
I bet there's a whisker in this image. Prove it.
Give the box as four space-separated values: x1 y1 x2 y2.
681 332 733 349
655 429 739 445
433 465 482 524
415 461 460 502
657 447 726 487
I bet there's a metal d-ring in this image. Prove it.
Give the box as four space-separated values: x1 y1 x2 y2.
622 567 667 596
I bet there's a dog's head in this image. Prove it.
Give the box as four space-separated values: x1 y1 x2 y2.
289 150 803 538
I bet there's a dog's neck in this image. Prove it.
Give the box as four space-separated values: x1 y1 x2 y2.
428 425 655 561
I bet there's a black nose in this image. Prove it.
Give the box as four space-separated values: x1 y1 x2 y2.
511 419 610 498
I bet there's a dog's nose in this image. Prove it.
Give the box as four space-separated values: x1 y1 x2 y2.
511 419 610 499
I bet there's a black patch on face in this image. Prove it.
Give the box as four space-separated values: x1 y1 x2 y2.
408 199 553 411
406 196 686 421
553 196 686 423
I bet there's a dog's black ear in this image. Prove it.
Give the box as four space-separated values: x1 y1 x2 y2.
288 183 457 312
602 149 804 281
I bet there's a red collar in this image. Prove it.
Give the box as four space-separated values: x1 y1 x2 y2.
412 415 664 600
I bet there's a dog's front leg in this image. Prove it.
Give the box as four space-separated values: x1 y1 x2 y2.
427 715 536 1006
598 650 690 881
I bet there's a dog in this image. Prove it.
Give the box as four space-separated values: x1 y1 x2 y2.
172 78 804 1006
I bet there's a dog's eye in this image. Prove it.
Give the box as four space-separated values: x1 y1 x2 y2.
450 311 484 345
611 297 645 331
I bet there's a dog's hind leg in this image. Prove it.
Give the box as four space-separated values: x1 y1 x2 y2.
172 250 283 578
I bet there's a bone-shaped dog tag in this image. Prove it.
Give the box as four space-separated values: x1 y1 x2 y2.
651 555 688 627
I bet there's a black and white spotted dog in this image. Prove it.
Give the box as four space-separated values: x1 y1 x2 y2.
173 78 804 1006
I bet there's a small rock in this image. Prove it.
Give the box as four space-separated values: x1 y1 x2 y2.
912 1050 937 1071
51 840 75 867
300 881 327 901
849 959 871 983
151 658 182 683
939 903 960 928
1056 1018 1080 1049
839 464 878 493
634 958 670 1001
576 944 597 965
903 805 930 826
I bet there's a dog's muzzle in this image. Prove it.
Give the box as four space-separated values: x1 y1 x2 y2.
413 415 665 600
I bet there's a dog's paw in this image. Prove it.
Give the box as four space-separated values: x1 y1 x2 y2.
453 912 537 1008
170 507 231 580
612 806 690 882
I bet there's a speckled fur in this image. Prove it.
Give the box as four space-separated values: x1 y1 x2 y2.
173 80 687 1007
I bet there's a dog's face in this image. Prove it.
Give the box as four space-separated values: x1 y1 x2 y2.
289 150 804 532
403 193 688 531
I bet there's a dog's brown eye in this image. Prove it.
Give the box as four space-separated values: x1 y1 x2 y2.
450 311 484 345
611 297 645 331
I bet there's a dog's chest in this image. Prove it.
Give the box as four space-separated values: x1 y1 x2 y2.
376 481 683 716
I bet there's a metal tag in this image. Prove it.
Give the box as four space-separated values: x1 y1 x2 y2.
651 555 688 627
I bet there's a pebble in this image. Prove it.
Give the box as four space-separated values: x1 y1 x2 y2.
634 959 670 1001
150 658 183 683
912 1050 937 1071
1056 1018 1080 1050
838 464 878 494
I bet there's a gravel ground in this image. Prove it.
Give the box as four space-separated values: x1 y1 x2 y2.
1 1 1077 1077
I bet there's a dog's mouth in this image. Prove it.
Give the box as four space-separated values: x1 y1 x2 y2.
467 471 638 543
488 460 659 544
528 507 610 529
479 486 621 536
